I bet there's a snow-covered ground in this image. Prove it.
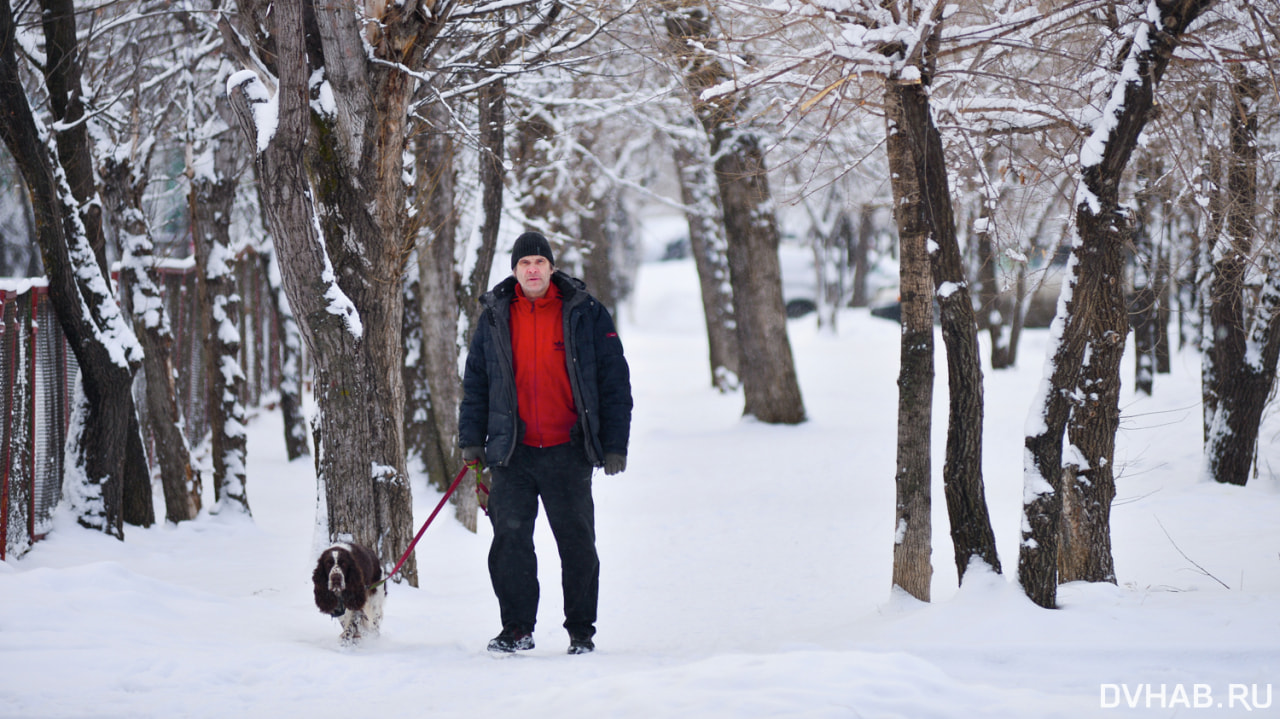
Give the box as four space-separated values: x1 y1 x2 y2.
2 256 1278 718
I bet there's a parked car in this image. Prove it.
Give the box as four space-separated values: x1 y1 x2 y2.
779 243 819 318
662 237 821 318
868 248 1067 329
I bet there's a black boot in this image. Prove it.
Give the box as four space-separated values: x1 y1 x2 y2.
567 632 594 655
488 625 534 653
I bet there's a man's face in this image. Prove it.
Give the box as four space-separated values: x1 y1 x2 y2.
515 255 552 299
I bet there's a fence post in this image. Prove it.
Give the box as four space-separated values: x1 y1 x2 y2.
2 291 11 561
29 289 38 544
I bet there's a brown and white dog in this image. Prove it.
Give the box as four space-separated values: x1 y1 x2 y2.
312 542 386 644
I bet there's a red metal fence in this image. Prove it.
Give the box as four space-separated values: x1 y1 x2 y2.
0 282 70 560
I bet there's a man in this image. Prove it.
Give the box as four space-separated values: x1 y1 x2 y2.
459 231 633 655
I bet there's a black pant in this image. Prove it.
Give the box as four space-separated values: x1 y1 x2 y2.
488 442 598 638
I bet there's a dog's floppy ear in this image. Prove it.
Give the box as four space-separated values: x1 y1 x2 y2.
312 553 330 587
313 552 342 616
352 543 383 585
339 555 368 611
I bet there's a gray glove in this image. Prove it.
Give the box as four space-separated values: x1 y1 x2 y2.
603 453 626 476
462 446 485 469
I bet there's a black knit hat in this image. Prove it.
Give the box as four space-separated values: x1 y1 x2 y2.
510 231 555 269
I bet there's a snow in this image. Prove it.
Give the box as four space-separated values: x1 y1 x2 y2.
0 277 49 293
309 69 336 118
225 70 278 154
314 212 363 341
3 258 1280 718
1079 2 1155 173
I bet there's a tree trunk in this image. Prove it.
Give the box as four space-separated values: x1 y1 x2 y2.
659 1 804 424
463 76 507 351
121 411 155 527
0 0 142 539
306 0 432 581
1131 155 1163 396
850 205 875 309
884 81 933 602
714 136 805 423
1155 241 1172 375
259 247 310 461
225 1 372 548
1204 66 1275 486
100 154 202 523
226 0 452 582
512 109 566 237
1198 131 1227 440
409 100 475 528
1020 0 1210 608
403 278 440 483
974 151 1011 370
579 188 628 318
673 131 741 391
1057 226 1127 584
190 155 251 515
890 79 1001 582
39 0 106 274
42 0 158 526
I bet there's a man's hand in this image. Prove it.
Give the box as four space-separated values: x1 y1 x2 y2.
603 453 626 476
462 446 485 469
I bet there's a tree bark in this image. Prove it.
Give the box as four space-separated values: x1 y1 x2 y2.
228 63 378 556
39 0 106 274
889 79 1001 582
463 76 507 352
189 96 250 515
659 1 805 424
1057 225 1127 584
226 0 451 582
712 131 805 423
120 411 155 527
403 279 439 485
1131 155 1163 396
0 0 142 539
974 151 1011 370
673 132 741 391
42 0 158 525
1204 66 1276 486
850 205 874 309
100 154 202 523
259 247 310 461
1020 0 1211 608
305 3 418 573
512 108 566 237
579 186 626 318
409 99 475 528
884 82 933 602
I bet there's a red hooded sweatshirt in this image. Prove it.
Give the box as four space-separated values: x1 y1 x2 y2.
511 282 577 447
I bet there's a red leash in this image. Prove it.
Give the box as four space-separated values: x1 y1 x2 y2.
371 464 472 588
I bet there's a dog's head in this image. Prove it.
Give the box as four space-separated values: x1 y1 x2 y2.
313 545 370 617
328 554 346 594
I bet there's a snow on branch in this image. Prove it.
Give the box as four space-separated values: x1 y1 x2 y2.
225 69 278 153
311 213 364 341
1078 3 1157 173
34 124 144 370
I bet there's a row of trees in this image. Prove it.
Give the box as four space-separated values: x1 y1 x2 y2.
0 0 1276 607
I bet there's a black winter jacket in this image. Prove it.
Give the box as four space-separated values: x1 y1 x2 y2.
459 271 632 468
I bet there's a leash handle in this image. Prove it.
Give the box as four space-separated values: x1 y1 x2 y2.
474 462 490 516
371 464 469 589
